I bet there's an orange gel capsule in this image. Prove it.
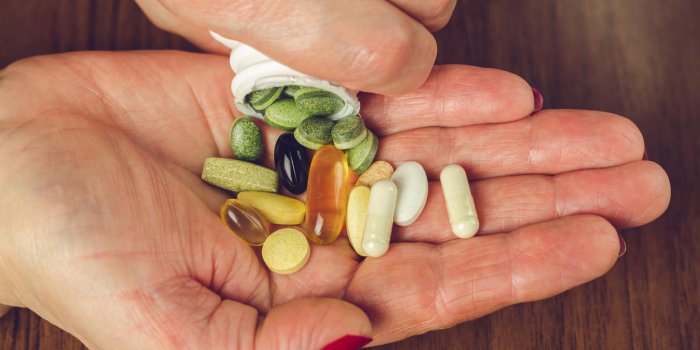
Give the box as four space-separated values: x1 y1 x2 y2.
304 145 349 244
219 199 271 246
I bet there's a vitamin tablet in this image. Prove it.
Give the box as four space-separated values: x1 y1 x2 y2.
294 87 344 116
362 180 398 257
356 161 394 187
346 130 379 173
230 117 263 162
237 191 306 225
440 164 479 238
331 115 368 149
262 228 310 274
247 86 283 111
264 99 312 131
392 161 428 226
284 85 301 98
294 116 335 150
202 158 278 193
346 186 371 256
304 146 349 244
219 199 270 246
274 133 310 195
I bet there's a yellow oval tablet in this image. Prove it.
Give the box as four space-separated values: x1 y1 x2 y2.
237 191 306 225
346 186 370 256
262 228 311 274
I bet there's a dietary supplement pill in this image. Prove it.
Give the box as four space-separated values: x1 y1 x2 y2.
294 87 344 116
247 86 284 111
283 85 301 97
356 160 394 187
294 116 335 150
346 130 379 173
237 191 306 225
230 117 263 162
202 158 278 193
331 115 367 149
440 164 479 238
274 133 310 195
392 161 428 226
264 99 312 131
346 186 370 256
304 146 349 244
362 179 398 257
262 228 310 274
219 199 270 246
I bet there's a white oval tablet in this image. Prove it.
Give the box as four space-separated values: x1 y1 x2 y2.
391 162 429 226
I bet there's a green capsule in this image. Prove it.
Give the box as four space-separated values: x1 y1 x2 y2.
294 87 344 116
346 130 379 173
247 86 284 111
331 115 367 149
294 116 335 150
264 99 313 131
230 117 263 162
283 85 301 98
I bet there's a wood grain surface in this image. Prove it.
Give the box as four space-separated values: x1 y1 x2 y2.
1 0 698 349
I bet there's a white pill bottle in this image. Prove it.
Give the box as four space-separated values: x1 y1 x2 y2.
210 31 360 121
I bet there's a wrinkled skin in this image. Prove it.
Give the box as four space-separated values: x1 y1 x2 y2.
0 52 670 349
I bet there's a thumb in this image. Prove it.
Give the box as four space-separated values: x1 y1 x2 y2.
256 298 373 350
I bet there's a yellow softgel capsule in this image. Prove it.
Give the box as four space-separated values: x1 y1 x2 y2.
219 199 271 246
440 164 479 238
262 228 311 274
346 186 371 256
304 146 349 244
237 191 306 225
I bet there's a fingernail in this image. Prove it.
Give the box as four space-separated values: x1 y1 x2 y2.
532 88 544 115
618 232 627 258
642 149 649 160
322 335 373 350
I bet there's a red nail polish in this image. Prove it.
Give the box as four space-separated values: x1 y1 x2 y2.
532 88 544 115
618 232 627 258
322 335 373 350
642 149 649 160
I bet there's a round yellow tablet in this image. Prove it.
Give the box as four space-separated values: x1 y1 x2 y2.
262 228 311 274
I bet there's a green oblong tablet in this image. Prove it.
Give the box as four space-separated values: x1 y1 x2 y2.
230 117 263 162
331 115 367 149
346 130 379 173
264 99 313 131
294 116 335 150
247 86 284 111
294 87 344 116
202 158 278 193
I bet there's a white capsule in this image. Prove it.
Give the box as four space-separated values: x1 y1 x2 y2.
392 161 428 226
361 180 398 257
440 164 479 238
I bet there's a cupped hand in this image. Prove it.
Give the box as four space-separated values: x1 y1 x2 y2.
0 52 670 349
135 0 458 95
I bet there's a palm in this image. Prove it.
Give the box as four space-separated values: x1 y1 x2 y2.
0 51 669 349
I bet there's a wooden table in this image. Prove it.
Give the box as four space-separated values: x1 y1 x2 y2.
1 0 698 349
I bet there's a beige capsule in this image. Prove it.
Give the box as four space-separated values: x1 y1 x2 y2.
346 186 371 256
440 164 479 238
361 180 398 257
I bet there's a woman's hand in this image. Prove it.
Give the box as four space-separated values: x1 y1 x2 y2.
0 52 670 349
135 0 457 95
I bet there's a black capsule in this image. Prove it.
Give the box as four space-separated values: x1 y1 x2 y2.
274 133 310 195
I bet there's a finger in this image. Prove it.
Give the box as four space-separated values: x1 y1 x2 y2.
387 0 458 31
360 65 537 135
152 0 437 94
394 161 671 243
256 298 372 350
346 215 620 345
377 109 645 179
0 304 11 318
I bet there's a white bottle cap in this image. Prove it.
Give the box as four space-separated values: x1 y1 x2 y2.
210 31 361 121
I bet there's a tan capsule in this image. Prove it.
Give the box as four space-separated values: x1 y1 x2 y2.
440 164 479 238
361 180 398 257
346 186 371 256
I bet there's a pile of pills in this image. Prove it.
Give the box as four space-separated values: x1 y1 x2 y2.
201 86 480 275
